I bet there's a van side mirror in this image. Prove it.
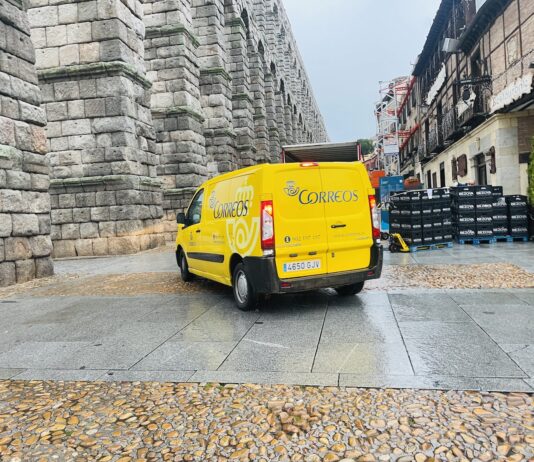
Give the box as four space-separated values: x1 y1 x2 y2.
176 212 186 225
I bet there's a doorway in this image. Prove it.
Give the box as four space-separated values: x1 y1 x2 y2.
476 153 487 185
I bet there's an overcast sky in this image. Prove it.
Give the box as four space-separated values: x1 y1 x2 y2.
282 0 442 142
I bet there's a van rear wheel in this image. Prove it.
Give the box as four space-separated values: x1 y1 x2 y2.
232 263 258 311
335 281 365 296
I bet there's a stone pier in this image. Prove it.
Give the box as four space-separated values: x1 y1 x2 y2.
0 0 331 269
28 0 165 257
0 0 53 286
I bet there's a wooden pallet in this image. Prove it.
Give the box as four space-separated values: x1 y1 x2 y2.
457 237 496 245
408 242 453 253
494 235 529 243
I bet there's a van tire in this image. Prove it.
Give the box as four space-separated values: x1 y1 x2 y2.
179 251 193 282
335 281 365 296
232 263 258 311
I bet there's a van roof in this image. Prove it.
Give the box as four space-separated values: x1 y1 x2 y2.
202 161 364 187
282 141 361 163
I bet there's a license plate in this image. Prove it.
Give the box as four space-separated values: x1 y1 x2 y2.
283 260 321 273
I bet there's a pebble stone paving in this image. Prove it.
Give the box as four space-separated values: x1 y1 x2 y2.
0 380 532 462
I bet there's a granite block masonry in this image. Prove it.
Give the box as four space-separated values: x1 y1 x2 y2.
20 0 328 253
0 0 53 287
28 0 166 256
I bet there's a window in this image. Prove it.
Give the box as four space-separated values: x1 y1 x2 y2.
432 172 438 188
186 189 204 226
440 162 446 187
426 170 432 189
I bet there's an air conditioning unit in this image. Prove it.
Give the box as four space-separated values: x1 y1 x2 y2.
443 38 460 53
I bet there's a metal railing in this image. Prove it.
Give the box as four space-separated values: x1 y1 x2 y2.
426 121 443 155
456 80 492 127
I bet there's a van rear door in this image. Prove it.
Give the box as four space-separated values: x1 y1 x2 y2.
272 165 328 279
319 164 373 274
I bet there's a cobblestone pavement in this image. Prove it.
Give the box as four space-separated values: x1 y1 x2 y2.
0 381 532 462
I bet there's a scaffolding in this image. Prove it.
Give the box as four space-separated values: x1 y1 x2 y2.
375 77 410 176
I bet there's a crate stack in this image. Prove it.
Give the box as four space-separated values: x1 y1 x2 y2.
390 191 423 247
475 185 494 241
451 186 477 242
506 195 529 241
492 186 508 238
423 189 453 244
389 189 453 250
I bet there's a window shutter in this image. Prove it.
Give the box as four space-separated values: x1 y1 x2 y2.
489 147 496 174
457 154 468 177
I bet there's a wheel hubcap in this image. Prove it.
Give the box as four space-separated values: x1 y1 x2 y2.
235 271 248 304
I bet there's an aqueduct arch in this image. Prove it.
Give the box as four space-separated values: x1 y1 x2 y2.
0 0 328 286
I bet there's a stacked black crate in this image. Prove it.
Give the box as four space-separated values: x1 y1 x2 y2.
421 190 435 244
390 191 423 246
506 195 529 238
475 186 494 240
451 186 477 241
492 186 508 237
441 189 453 243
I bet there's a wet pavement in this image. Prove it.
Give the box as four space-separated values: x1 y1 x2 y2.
0 243 533 392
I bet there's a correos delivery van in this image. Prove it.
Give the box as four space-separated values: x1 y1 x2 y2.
176 162 383 310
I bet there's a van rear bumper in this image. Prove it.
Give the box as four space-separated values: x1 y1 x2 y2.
244 244 383 294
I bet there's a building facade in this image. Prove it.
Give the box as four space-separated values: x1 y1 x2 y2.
0 0 327 286
399 0 533 194
375 76 410 176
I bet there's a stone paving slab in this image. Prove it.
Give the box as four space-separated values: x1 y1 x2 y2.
13 369 107 381
339 374 534 392
101 370 195 382
0 244 532 392
189 370 340 387
0 369 25 379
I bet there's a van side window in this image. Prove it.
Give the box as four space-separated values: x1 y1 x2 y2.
186 189 204 226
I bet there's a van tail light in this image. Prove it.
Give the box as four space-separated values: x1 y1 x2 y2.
368 195 381 242
261 200 275 254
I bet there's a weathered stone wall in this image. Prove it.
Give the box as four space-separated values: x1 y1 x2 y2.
19 0 327 251
143 0 328 239
0 0 53 287
27 0 166 257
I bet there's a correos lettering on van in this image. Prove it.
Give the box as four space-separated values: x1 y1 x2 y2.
209 191 251 219
284 181 359 205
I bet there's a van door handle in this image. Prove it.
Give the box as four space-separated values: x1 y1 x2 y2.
196 229 201 233
331 224 346 229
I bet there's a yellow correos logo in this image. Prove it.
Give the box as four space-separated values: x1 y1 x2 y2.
284 181 300 197
284 181 359 205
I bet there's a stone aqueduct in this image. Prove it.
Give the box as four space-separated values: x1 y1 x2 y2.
0 0 328 286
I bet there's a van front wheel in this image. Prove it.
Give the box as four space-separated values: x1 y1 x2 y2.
179 251 193 282
335 281 365 296
232 263 258 311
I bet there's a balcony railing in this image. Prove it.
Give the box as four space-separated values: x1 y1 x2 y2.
456 79 492 128
426 121 444 155
443 106 460 141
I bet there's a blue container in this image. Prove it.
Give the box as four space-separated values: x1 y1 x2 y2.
379 176 404 233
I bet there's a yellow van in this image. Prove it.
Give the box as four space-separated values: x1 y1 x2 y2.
176 162 383 310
